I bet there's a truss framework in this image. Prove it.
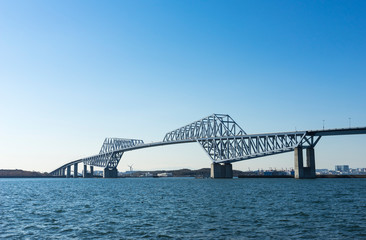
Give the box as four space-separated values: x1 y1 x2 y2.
196 133 321 164
163 114 246 141
99 138 144 154
162 114 321 163
81 151 124 168
81 138 144 168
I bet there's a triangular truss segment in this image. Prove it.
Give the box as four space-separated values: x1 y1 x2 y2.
99 138 144 154
163 114 317 163
199 132 313 163
163 114 246 142
82 138 144 168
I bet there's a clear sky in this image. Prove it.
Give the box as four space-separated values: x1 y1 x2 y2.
0 0 365 173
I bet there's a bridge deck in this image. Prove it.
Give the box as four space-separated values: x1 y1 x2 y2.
307 127 366 136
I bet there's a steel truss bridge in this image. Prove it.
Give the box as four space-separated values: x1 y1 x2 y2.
50 114 366 179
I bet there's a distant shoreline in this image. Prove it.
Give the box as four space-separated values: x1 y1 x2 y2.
0 169 52 178
0 176 64 178
316 174 366 178
1 169 365 179
2 175 366 178
238 175 366 178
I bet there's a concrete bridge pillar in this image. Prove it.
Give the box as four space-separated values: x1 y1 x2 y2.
210 163 233 179
224 163 233 178
73 163 78 178
81 165 95 178
90 166 94 177
305 147 316 179
294 147 316 179
294 147 304 178
66 166 71 178
103 167 118 178
83 165 88 178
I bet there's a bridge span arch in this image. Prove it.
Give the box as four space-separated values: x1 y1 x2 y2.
50 114 366 179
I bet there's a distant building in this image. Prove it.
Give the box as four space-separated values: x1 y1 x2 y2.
335 165 349 173
141 172 153 177
157 172 173 177
316 169 329 175
93 170 103 176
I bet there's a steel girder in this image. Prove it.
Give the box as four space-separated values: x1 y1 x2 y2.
82 138 144 168
81 151 124 168
197 133 321 164
99 138 144 154
162 114 321 164
163 114 246 141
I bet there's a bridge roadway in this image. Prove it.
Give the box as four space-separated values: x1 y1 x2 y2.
50 113 366 179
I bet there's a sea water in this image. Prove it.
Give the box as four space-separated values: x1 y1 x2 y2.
1 178 365 239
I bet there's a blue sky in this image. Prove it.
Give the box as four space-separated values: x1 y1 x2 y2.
0 0 365 172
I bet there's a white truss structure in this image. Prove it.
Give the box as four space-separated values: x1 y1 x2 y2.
99 138 144 154
163 114 246 141
196 133 320 163
50 138 144 175
83 138 144 168
162 114 321 163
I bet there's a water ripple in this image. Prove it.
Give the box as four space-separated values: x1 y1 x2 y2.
0 178 365 239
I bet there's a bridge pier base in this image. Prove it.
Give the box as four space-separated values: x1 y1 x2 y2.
66 166 71 178
73 163 78 178
294 147 316 179
103 167 118 178
210 163 233 179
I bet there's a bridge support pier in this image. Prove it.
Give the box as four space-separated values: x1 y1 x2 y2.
83 165 88 178
90 166 94 177
294 147 316 179
103 167 118 178
305 147 316 178
73 163 78 178
83 165 95 178
66 166 71 178
210 163 233 179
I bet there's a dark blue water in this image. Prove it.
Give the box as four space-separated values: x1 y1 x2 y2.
1 178 365 239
